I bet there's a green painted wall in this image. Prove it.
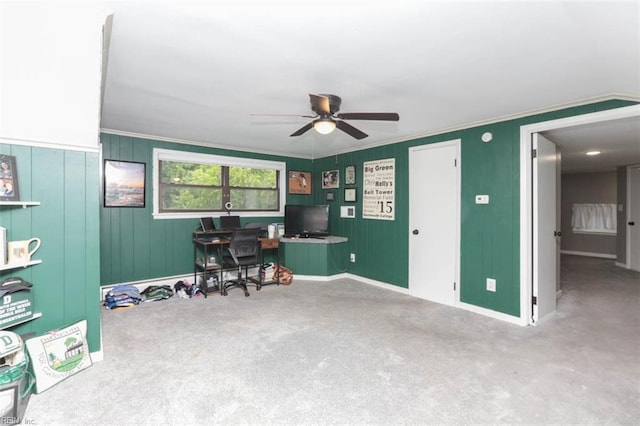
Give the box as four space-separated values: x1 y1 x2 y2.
101 99 636 319
100 133 313 285
0 144 101 351
311 100 637 317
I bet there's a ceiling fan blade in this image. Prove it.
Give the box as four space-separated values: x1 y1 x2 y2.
336 112 399 121
309 93 331 115
290 122 313 137
336 120 368 140
251 113 316 118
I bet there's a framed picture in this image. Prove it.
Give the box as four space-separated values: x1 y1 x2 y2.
344 188 357 202
345 165 356 185
0 384 18 419
322 170 339 189
288 171 311 194
104 160 146 208
326 191 335 202
0 154 20 202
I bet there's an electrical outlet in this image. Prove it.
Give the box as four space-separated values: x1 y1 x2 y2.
350 253 356 263
486 278 496 292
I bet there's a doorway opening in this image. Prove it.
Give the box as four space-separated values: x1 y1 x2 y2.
520 104 640 325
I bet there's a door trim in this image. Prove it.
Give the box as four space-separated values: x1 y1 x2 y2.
627 164 640 270
519 104 640 326
408 139 461 306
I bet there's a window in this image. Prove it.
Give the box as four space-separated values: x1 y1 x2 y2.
571 203 617 235
153 149 286 219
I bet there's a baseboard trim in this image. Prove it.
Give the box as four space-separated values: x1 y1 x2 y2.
561 250 616 259
345 273 410 295
615 261 629 268
294 273 349 282
298 273 524 325
90 349 104 363
344 274 525 325
457 301 527 326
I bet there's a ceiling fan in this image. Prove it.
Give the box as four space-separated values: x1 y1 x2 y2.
256 94 399 140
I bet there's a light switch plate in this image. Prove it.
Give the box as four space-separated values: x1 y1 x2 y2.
340 206 356 218
475 195 490 204
486 278 496 292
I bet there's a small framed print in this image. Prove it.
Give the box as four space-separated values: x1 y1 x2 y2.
322 170 339 189
345 165 356 185
344 188 357 202
288 170 311 194
0 154 20 202
326 191 335 202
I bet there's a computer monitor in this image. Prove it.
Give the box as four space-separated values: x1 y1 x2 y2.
284 204 329 238
220 215 241 230
199 217 216 232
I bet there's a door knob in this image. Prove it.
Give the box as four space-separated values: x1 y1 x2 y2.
629 221 636 226
412 229 419 235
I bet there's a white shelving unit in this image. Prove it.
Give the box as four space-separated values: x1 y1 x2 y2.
0 259 42 272
4 313 43 329
0 201 41 208
0 200 42 329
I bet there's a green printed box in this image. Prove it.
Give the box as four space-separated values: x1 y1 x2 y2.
0 291 34 329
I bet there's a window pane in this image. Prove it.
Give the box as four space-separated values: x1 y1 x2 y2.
230 188 278 210
160 161 221 185
160 186 222 211
229 166 276 188
154 148 285 216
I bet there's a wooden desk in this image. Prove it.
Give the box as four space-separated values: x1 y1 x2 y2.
193 234 281 294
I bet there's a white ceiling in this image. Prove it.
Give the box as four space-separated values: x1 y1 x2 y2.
100 0 640 168
544 115 640 174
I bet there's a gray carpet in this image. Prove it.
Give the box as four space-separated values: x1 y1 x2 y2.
23 255 640 425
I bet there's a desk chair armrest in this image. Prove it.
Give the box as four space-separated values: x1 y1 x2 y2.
227 247 241 265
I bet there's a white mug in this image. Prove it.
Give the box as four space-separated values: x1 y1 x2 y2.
7 238 41 264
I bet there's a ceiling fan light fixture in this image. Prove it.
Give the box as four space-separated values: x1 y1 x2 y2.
313 118 336 135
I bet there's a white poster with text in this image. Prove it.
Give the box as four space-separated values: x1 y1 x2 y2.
363 158 395 220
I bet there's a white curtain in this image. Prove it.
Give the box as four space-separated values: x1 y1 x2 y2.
571 203 617 234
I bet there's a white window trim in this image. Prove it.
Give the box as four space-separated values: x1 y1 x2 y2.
152 148 286 219
572 229 617 235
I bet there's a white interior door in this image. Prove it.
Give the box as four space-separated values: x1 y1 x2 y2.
408 141 459 306
532 133 560 322
628 165 640 271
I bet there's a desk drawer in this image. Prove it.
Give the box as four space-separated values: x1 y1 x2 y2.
261 238 279 249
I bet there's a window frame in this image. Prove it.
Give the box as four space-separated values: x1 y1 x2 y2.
152 148 286 219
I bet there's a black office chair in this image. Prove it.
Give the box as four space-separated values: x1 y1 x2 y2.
221 228 260 297
244 222 268 237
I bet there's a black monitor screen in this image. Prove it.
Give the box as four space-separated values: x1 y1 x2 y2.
284 205 329 237
220 215 241 230
199 217 215 231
